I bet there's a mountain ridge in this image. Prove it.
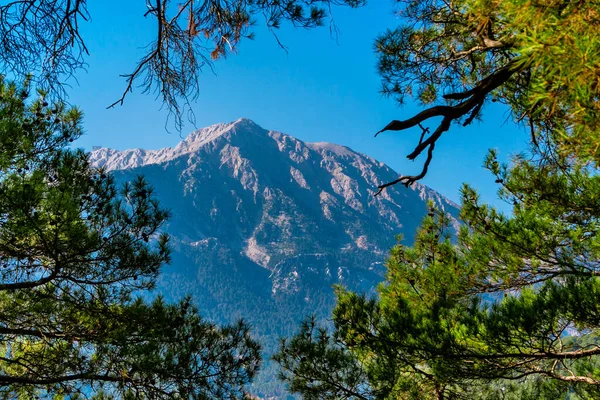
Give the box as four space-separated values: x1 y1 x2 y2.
89 118 461 398
90 118 459 208
91 118 384 173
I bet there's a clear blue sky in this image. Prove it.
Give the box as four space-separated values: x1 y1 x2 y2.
69 1 529 211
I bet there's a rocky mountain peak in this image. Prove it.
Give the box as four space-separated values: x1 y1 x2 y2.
89 119 461 398
89 118 269 171
178 118 266 150
91 118 460 282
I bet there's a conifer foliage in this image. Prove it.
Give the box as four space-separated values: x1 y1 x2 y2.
0 78 260 398
277 156 600 398
276 1 600 398
374 0 600 188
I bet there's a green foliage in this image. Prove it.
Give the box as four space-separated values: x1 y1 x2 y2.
274 316 373 400
374 0 600 188
276 149 600 397
276 142 600 398
276 0 600 390
0 78 260 398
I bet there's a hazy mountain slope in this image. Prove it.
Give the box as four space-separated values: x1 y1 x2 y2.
90 118 460 397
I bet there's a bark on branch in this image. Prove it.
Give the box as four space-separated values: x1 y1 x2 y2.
374 58 526 194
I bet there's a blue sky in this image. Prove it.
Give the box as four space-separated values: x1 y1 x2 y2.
69 1 529 211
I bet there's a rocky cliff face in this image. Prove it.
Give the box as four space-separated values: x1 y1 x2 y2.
90 118 460 397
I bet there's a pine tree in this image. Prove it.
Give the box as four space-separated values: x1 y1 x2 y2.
276 1 600 398
0 78 260 398
277 150 600 400
374 0 600 188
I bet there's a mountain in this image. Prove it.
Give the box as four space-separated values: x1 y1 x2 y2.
89 118 460 398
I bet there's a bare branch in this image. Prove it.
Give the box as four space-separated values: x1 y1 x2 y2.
375 58 526 193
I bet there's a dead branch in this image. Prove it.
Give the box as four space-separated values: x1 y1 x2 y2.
374 58 526 194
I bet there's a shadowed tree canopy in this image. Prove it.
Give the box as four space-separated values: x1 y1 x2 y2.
0 0 365 131
0 78 260 398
